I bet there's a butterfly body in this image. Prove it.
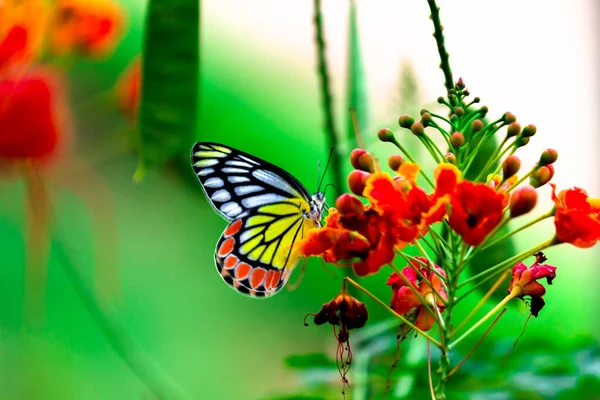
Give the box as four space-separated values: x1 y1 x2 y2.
191 142 325 298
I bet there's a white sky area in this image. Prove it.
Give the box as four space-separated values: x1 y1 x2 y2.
196 0 598 199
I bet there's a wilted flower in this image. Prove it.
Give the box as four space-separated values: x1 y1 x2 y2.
386 257 447 331
508 253 556 317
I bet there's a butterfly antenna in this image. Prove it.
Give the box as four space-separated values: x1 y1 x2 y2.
317 146 335 193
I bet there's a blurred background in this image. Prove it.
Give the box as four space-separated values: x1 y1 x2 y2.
0 0 599 399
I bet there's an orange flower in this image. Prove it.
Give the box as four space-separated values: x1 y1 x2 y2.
365 163 459 243
551 184 600 248
448 181 505 246
50 0 125 58
508 254 556 317
297 195 397 276
0 0 49 71
386 257 447 331
0 69 68 163
115 55 141 122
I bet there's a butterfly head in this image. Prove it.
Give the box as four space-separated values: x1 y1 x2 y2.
307 192 326 228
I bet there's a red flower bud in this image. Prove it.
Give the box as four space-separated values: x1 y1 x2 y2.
349 148 367 170
539 148 558 166
507 122 521 137
377 128 394 143
387 154 404 171
445 152 457 165
411 122 425 136
530 165 554 188
522 124 537 137
502 155 521 178
398 114 414 129
454 107 464 117
450 132 464 148
335 193 365 215
509 185 538 218
420 112 432 127
471 119 484 133
348 170 371 196
503 112 517 124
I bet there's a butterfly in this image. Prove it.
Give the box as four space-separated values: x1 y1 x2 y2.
191 142 326 298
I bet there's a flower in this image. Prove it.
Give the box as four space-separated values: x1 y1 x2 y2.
386 257 447 331
508 253 556 317
0 0 49 71
551 184 600 248
448 181 505 246
308 293 368 335
297 199 397 277
50 0 125 58
115 55 141 122
0 69 68 163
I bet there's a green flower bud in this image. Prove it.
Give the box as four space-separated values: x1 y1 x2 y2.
503 112 517 124
471 119 484 133
539 148 558 165
454 107 465 117
502 155 521 178
420 112 432 127
388 154 404 171
411 122 425 136
450 132 465 148
377 128 394 143
507 122 521 138
522 124 537 137
398 115 414 129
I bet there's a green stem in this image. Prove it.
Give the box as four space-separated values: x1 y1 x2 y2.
344 277 441 347
426 0 454 94
313 0 343 193
450 290 518 349
51 239 190 400
390 137 435 189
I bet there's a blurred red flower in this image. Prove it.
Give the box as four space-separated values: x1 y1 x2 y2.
115 56 141 122
50 0 125 58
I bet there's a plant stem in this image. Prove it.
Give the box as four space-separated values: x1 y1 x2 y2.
313 0 343 194
51 238 191 400
450 289 518 349
344 277 441 346
426 0 454 93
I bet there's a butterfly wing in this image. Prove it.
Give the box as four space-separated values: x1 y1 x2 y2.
191 142 312 220
214 199 316 297
191 142 317 297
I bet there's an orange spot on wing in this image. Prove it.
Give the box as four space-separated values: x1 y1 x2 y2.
225 219 243 237
249 268 266 289
224 255 239 270
235 262 252 280
218 237 235 257
265 270 282 289
249 289 257 296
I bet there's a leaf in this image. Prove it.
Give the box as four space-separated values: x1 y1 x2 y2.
135 0 200 182
345 0 368 149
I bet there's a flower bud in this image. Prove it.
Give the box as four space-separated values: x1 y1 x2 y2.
348 170 371 196
450 132 464 148
529 164 554 188
349 148 366 170
454 107 465 117
507 122 521 138
420 112 432 127
502 155 521 178
510 185 538 218
387 154 404 171
479 106 489 117
437 96 445 104
515 136 530 147
398 115 414 129
445 152 457 165
377 128 394 143
539 148 558 165
522 124 537 137
410 122 425 136
456 78 465 90
358 152 375 173
471 119 484 133
503 112 517 124
473 97 480 103
335 193 365 215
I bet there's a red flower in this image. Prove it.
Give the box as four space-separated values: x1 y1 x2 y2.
297 195 397 276
115 55 141 122
386 257 447 331
551 184 600 248
508 254 556 317
51 0 125 58
0 69 68 162
448 181 505 246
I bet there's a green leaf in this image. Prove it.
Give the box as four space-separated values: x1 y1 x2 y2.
346 0 368 149
135 0 200 182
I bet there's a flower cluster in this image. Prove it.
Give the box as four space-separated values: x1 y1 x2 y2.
301 78 600 393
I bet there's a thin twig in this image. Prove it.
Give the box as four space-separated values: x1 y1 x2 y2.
428 340 436 400
426 0 454 93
